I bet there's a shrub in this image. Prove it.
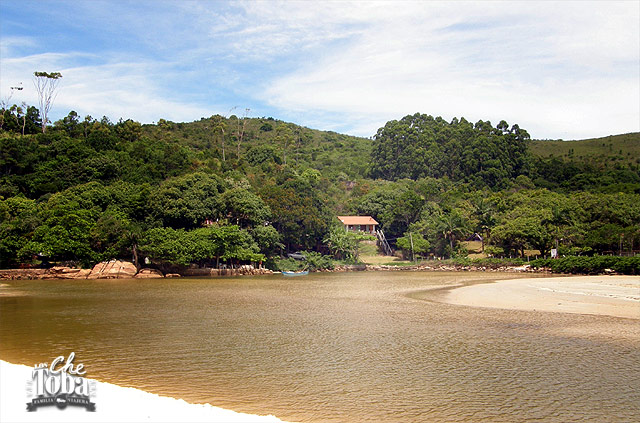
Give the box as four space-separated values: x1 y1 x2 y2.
270 251 335 272
530 256 640 274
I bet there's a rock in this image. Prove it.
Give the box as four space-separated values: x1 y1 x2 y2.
135 268 164 278
165 273 181 278
87 260 138 279
0 269 47 280
46 267 92 279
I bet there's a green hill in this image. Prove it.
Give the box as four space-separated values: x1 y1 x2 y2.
141 116 373 180
1 109 638 269
530 133 640 167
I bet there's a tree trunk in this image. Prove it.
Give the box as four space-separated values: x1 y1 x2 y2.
132 244 139 269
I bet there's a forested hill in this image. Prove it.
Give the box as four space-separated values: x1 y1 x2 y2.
369 114 530 188
0 108 639 269
2 108 637 197
142 116 372 182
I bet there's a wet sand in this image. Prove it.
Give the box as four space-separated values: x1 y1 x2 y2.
0 360 288 423
444 275 640 319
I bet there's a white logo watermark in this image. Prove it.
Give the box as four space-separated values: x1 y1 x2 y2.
26 352 96 411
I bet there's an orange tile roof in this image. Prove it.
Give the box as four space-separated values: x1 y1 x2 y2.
337 216 379 225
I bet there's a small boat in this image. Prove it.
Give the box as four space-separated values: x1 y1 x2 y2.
282 270 309 277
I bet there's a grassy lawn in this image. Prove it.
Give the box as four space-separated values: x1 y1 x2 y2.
358 240 401 265
358 239 548 265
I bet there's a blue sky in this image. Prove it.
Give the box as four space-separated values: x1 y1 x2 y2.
1 0 638 140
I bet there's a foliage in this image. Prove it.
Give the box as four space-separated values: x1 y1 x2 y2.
250 225 283 257
0 196 41 267
221 187 271 228
147 172 224 229
396 232 430 260
370 113 531 189
301 251 334 271
271 257 305 272
139 225 263 267
260 179 331 251
270 251 334 272
530 256 640 275
0 104 638 270
323 227 373 262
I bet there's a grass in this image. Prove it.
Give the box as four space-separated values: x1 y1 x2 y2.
529 132 640 166
357 240 403 265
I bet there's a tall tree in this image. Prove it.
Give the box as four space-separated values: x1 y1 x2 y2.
235 108 250 158
33 72 62 133
210 114 227 162
0 83 23 131
275 124 294 166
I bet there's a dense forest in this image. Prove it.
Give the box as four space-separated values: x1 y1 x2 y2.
1 104 639 270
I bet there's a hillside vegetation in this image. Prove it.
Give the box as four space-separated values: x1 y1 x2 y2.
530 133 640 166
1 106 638 271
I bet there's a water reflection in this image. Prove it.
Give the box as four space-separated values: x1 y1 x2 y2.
1 272 638 422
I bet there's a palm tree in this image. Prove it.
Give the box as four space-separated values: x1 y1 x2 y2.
473 198 496 252
437 210 470 255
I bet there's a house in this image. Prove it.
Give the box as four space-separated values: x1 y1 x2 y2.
337 216 379 234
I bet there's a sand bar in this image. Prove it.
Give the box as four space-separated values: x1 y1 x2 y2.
0 360 289 423
444 275 640 319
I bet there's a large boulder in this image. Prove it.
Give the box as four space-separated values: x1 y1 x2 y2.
88 260 138 279
44 267 92 279
134 268 164 278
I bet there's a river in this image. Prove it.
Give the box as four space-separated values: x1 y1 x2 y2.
1 272 638 422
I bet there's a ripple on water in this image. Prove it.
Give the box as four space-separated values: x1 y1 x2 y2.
1 272 638 422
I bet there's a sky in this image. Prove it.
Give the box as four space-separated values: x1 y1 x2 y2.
0 0 638 140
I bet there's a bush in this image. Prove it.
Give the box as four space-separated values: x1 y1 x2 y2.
530 256 640 274
303 251 335 271
447 257 526 268
270 251 335 272
271 257 305 272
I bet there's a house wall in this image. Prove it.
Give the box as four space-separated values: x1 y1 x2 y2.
344 224 377 234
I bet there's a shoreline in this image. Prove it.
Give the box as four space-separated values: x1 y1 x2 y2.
0 262 548 280
0 360 289 423
441 275 640 319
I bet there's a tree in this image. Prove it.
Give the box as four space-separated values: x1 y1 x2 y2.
139 225 263 268
33 72 62 133
473 196 497 252
275 123 294 166
235 108 250 158
491 211 554 258
261 184 330 251
0 196 41 267
221 187 271 228
369 113 531 188
436 209 470 256
396 232 430 260
323 226 356 261
90 209 142 265
0 84 23 131
251 225 283 257
22 200 98 265
147 172 225 229
210 115 227 162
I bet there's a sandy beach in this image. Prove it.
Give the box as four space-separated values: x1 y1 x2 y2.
0 360 288 423
444 275 640 319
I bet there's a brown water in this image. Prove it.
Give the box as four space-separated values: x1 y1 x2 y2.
1 272 638 422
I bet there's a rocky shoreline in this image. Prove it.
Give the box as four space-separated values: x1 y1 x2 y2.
0 261 550 280
334 263 549 273
0 260 275 280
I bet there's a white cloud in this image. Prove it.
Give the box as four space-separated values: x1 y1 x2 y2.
1 1 637 139
254 1 640 138
0 51 214 124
